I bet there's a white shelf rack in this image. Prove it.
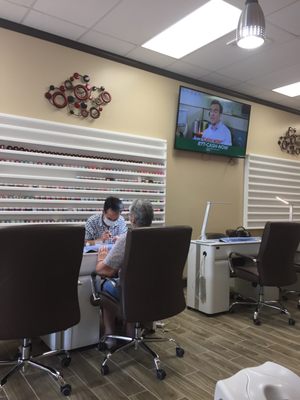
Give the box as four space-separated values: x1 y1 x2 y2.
0 113 167 226
244 153 300 229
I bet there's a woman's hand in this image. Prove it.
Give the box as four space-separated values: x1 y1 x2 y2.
97 246 109 262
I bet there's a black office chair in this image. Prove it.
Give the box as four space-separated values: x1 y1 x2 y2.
282 259 300 308
91 225 192 380
0 224 85 396
229 222 300 325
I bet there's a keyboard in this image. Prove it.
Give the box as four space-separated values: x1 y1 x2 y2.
219 237 260 243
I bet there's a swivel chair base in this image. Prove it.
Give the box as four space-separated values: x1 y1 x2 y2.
0 338 72 396
99 323 184 380
281 289 300 309
230 286 295 326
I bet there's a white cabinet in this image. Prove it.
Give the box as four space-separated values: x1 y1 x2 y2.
187 240 261 314
42 253 100 350
0 113 167 226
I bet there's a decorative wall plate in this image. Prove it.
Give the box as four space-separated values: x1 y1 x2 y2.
45 73 111 119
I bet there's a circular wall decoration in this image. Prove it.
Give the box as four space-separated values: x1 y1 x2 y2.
44 73 112 119
278 127 300 155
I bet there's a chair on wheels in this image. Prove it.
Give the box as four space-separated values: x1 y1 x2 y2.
91 225 192 380
282 256 300 308
229 222 300 325
0 224 85 396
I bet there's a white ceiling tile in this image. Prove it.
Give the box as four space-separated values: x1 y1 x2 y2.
247 63 300 90
265 22 296 45
267 1 300 36
33 0 120 28
258 0 296 15
166 60 210 80
125 47 175 68
220 0 296 15
23 10 86 40
200 72 242 89
218 38 300 83
8 0 35 5
93 0 207 44
79 30 136 56
181 32 254 71
230 82 265 97
0 0 28 22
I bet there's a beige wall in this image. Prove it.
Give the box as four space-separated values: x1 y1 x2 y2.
1 28 300 238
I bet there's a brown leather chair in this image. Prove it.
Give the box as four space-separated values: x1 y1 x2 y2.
91 225 192 380
0 224 85 396
229 222 300 325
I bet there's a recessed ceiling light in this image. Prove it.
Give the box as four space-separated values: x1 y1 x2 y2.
142 0 241 59
273 82 300 97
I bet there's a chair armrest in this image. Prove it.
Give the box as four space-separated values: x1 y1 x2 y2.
90 272 118 306
228 252 257 275
229 252 257 263
90 272 101 304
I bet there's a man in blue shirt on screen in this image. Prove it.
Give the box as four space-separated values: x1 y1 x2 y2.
202 100 232 146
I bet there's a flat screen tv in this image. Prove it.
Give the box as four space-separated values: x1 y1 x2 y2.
174 86 251 158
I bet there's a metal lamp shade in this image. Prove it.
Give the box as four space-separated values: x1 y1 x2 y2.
236 0 265 49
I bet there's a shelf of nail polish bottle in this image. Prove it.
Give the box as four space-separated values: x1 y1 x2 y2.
0 113 167 226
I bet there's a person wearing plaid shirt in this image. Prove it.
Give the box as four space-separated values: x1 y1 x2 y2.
85 197 127 244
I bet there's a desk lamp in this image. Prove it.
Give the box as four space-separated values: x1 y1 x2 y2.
275 196 293 221
200 201 229 240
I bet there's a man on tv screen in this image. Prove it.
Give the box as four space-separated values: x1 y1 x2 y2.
202 100 232 146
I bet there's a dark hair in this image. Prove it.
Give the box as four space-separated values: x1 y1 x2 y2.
103 197 123 213
210 99 223 114
130 199 154 227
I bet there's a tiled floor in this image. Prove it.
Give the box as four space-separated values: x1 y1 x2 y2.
1 297 300 399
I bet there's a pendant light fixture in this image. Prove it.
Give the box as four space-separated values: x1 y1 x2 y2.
236 0 265 49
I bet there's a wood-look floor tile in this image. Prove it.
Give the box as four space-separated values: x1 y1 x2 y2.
86 354 145 396
115 360 182 400
63 375 100 400
1 297 300 400
131 390 160 400
90 381 128 400
22 370 66 400
67 352 106 388
1 370 37 400
163 366 212 400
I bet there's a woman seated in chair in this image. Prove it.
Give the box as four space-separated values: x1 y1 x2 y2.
95 199 154 342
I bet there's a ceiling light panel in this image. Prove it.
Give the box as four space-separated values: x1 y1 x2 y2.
142 0 241 58
273 82 300 97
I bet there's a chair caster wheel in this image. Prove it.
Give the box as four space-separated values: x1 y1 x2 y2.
253 319 261 325
97 342 107 351
289 318 295 325
156 368 166 380
101 364 109 375
61 356 71 367
61 384 72 396
176 347 184 357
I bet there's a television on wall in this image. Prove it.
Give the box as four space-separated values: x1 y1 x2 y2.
174 86 251 158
